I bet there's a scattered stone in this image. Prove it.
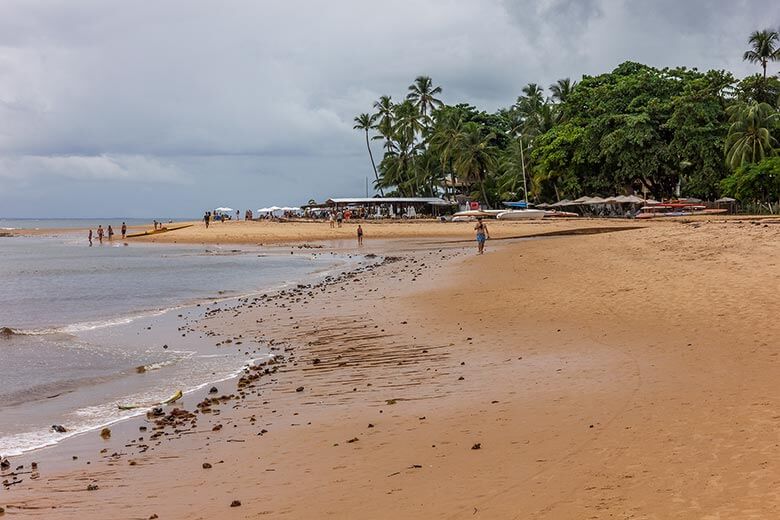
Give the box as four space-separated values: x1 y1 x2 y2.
136 365 147 374
149 515 158 519
209 386 218 394
100 428 111 439
471 443 481 450
52 424 67 433
295 386 304 392
87 483 99 491
202 462 212 469
0 458 9 470
458 376 465 381
347 437 359 443
367 423 374 428
162 344 168 349
230 500 242 507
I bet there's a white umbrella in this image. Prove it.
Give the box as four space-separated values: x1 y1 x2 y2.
214 207 233 212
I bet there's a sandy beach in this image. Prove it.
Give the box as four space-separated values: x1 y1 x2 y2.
2 218 779 519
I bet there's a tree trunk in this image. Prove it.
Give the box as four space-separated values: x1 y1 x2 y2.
365 130 383 196
479 170 490 209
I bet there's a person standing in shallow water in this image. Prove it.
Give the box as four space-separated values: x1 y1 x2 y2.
121 222 127 239
107 225 114 240
204 212 210 228
97 225 104 244
474 217 489 254
88 229 93 246
357 224 364 246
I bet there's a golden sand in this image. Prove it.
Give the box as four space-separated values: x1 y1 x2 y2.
4 218 780 518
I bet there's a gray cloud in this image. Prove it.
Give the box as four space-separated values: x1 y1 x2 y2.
0 0 778 217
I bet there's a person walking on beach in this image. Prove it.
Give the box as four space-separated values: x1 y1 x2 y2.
474 218 489 254
107 225 114 240
336 210 343 228
204 212 210 228
328 212 335 228
121 222 127 239
97 225 104 244
88 229 93 247
357 224 364 246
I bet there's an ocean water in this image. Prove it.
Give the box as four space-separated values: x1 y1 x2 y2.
0 218 187 230
0 235 354 456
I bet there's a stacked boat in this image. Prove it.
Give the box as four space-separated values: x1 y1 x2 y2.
451 201 577 221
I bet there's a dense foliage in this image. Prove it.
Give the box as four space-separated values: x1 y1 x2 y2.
354 31 780 209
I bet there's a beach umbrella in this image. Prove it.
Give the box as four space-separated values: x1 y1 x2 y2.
550 199 573 207
584 196 607 204
573 196 591 204
214 207 233 212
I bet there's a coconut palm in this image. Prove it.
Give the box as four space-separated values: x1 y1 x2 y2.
549 78 577 103
406 75 444 121
429 111 464 195
724 101 779 170
353 113 383 196
372 95 396 151
519 83 545 110
452 122 498 206
743 29 780 80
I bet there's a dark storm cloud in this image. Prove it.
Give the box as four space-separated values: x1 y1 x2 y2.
0 0 777 217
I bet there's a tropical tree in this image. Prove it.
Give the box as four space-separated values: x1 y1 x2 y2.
721 156 780 212
743 29 780 80
429 108 464 194
406 75 443 121
353 113 383 196
372 95 396 151
452 122 498 206
724 102 779 170
549 78 576 103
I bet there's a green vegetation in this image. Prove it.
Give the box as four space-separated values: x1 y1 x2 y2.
354 31 780 210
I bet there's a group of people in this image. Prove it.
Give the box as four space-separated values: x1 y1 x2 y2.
88 222 127 246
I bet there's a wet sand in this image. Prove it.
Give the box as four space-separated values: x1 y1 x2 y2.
2 218 780 518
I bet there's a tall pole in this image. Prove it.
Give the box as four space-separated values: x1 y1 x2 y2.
519 135 528 205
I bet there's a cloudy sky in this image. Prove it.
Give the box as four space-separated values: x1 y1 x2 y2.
1 0 777 218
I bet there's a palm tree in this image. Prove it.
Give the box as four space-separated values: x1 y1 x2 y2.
452 122 498 207
519 83 545 110
372 95 396 151
406 76 444 121
353 113 383 196
724 101 779 170
743 29 780 80
549 78 576 103
429 111 463 195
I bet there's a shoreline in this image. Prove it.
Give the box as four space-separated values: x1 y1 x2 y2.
0 242 371 458
2 219 779 518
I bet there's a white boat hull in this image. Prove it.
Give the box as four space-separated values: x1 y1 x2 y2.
496 210 547 220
